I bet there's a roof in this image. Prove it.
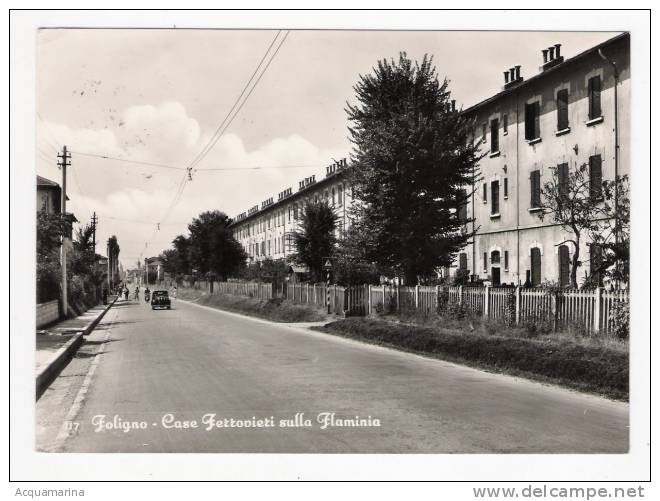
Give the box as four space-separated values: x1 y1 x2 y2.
36 175 60 188
461 32 629 116
228 167 348 228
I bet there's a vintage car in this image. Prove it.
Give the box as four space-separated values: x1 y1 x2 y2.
151 290 171 310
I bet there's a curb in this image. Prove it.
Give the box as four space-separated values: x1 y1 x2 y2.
36 297 117 400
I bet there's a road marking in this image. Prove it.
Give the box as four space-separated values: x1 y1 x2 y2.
51 308 117 451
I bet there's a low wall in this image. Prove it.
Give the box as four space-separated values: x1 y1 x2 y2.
36 300 60 328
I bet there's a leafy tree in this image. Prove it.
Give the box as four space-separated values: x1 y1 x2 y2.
36 210 68 302
238 258 289 283
346 53 482 285
333 226 381 285
159 248 180 275
289 200 338 283
171 235 192 275
188 210 246 281
536 163 629 288
107 235 120 288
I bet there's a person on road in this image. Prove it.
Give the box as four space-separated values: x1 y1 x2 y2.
123 286 129 301
144 286 151 303
171 284 177 302
134 286 140 302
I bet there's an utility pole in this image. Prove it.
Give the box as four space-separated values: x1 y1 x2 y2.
91 212 98 253
57 145 71 318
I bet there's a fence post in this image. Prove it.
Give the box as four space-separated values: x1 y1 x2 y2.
368 285 372 316
415 285 419 309
515 286 521 325
306 283 309 304
458 285 463 306
593 286 602 333
396 283 400 312
436 285 440 312
484 285 490 319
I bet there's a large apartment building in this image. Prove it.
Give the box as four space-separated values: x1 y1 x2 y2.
456 32 629 287
229 33 630 286
230 159 352 264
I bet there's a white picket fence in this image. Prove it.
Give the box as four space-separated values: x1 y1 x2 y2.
190 280 628 335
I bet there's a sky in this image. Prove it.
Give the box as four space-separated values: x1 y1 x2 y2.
35 29 618 268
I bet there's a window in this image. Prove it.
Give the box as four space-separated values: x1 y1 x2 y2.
525 101 540 140
293 204 298 220
491 250 500 264
504 250 509 270
589 155 603 200
503 177 508 198
558 163 569 203
457 189 468 223
482 183 487 203
491 180 500 215
459 253 468 270
530 247 542 286
490 118 499 152
557 89 569 130
483 252 487 272
288 206 291 222
338 185 343 206
332 187 336 206
558 244 570 287
590 244 604 287
588 75 601 120
481 123 487 142
503 114 508 134
530 170 541 208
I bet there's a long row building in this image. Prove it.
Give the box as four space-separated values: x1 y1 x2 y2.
229 32 630 286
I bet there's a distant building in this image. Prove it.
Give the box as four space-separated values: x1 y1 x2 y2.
229 159 352 268
36 175 77 237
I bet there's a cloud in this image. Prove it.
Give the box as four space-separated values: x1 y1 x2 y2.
37 101 346 265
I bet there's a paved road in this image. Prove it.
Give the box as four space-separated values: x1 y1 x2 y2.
36 296 628 453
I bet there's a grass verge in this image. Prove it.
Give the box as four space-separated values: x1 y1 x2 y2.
178 288 329 323
312 317 628 401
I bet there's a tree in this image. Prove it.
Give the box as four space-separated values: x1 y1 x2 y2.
346 53 482 285
536 163 628 288
586 175 630 287
289 200 338 283
171 235 191 275
188 210 246 281
333 226 381 286
107 235 120 287
36 210 68 302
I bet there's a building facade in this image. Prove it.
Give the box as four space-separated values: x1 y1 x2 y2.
454 33 629 287
229 158 353 264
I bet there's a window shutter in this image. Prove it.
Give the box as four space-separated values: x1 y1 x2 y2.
531 248 542 286
557 89 569 130
589 155 602 199
530 170 541 207
504 250 509 270
483 252 487 271
491 180 499 214
559 245 570 287
483 183 487 202
503 177 508 197
490 118 499 152
558 163 569 203
589 76 602 119
590 244 603 286
503 114 508 133
533 102 540 139
459 253 467 270
525 103 533 140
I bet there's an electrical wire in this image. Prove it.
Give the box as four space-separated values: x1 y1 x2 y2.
69 151 186 170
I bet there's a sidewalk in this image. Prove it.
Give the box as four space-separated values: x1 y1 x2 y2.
36 296 118 398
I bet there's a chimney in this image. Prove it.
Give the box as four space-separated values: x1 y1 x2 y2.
515 65 521 80
541 43 565 71
554 43 561 58
504 71 510 84
509 67 516 82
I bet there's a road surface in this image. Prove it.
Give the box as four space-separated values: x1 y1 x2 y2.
36 295 628 453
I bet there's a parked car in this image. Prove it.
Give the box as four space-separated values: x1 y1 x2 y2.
151 290 171 310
